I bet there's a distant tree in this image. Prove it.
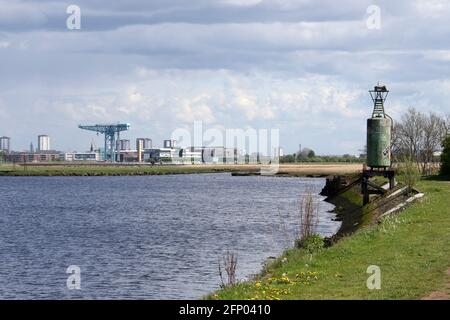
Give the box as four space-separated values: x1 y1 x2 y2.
392 108 447 174
444 114 450 133
358 145 367 160
281 152 362 163
440 135 450 176
296 148 313 161
280 154 296 163
420 112 446 174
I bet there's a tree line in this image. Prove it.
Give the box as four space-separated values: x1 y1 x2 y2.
392 108 450 175
280 147 362 163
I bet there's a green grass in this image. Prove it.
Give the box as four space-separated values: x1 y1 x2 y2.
0 164 247 176
211 178 450 300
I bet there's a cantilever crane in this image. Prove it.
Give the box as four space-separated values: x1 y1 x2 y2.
78 123 130 162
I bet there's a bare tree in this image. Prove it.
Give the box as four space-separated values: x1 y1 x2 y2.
218 251 238 287
391 124 403 163
420 112 446 174
392 108 447 174
396 108 425 163
444 113 450 134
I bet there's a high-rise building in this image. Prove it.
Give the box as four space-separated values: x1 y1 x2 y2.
136 138 152 150
163 139 177 148
118 139 131 151
38 135 50 151
0 136 10 153
136 138 144 152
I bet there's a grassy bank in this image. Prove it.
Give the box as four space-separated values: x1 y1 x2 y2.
0 164 252 176
211 178 450 299
0 163 361 177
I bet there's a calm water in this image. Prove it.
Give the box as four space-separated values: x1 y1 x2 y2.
0 173 339 299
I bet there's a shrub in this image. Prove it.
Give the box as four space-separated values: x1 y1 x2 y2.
297 188 320 240
397 156 421 192
295 187 324 254
295 234 324 253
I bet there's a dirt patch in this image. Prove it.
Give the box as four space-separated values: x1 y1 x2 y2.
421 268 450 300
276 164 362 176
196 164 363 176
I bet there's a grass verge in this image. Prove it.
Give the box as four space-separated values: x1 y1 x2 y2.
0 164 249 176
210 178 450 300
0 163 361 177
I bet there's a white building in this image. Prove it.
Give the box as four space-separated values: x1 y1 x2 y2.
38 135 50 151
144 148 181 164
61 152 100 162
0 136 10 153
202 147 237 164
143 146 237 164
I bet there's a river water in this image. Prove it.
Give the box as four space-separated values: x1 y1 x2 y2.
0 173 339 299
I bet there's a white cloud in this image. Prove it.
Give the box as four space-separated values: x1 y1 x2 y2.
423 50 450 62
414 0 450 18
221 0 263 7
1 0 449 154
127 87 143 103
175 97 216 124
0 0 49 29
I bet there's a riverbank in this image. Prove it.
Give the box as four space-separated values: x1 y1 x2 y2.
210 177 450 299
0 163 362 177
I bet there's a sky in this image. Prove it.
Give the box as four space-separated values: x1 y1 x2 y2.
0 0 449 155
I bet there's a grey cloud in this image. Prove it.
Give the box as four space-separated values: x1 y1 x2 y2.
2 0 375 32
1 0 450 154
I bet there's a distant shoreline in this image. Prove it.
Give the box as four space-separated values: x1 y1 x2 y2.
0 163 362 177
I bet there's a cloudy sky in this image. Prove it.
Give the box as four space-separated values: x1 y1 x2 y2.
1 0 449 154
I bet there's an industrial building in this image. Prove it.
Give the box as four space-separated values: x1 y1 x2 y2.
143 146 238 165
201 147 238 164
60 152 100 162
117 150 138 162
1 128 244 165
6 150 61 163
0 134 242 164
